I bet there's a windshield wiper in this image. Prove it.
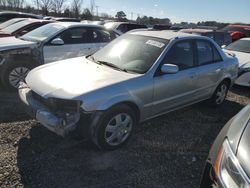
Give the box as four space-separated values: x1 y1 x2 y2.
97 60 128 72
86 55 128 72
86 55 102 65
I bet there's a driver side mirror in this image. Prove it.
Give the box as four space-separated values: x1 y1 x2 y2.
51 38 64 45
161 64 179 74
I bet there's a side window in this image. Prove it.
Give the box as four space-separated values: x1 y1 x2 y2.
92 29 113 43
164 40 194 70
117 24 127 33
197 40 213 65
60 28 94 44
213 46 223 62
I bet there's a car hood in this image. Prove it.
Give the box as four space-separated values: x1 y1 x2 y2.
26 57 139 99
227 105 250 154
224 49 250 68
236 106 250 178
0 36 37 51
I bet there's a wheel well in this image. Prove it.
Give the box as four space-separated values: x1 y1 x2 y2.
222 78 231 86
114 102 140 123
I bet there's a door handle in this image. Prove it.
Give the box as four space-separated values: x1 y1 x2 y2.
215 68 222 73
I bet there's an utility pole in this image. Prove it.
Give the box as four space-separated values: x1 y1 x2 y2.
96 5 99 17
90 0 95 15
131 12 133 21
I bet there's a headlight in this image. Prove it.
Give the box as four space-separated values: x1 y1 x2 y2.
214 139 250 188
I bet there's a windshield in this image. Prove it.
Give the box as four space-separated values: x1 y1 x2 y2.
20 23 65 42
90 34 168 74
225 39 250 53
1 20 32 34
0 18 24 29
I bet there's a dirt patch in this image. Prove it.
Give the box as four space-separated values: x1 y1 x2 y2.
0 86 249 188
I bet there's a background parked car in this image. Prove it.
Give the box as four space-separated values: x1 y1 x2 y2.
0 18 27 30
180 28 232 46
223 37 250 87
50 17 81 22
0 19 52 38
0 22 119 90
0 11 42 23
104 22 147 34
19 31 238 150
221 24 250 41
200 105 250 188
153 24 171 30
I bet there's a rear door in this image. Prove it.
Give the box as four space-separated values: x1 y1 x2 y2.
152 39 200 115
43 27 94 63
195 39 224 99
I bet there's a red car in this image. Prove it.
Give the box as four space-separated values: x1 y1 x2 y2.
0 19 52 38
222 25 250 41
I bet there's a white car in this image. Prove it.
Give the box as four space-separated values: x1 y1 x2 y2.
223 38 250 87
0 22 119 90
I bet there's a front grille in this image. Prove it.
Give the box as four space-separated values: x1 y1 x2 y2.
31 91 80 114
32 91 49 106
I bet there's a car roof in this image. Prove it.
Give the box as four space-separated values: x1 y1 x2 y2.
180 28 213 33
22 18 52 24
129 30 207 40
48 22 106 29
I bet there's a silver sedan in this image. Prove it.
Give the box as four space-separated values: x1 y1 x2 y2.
19 31 239 150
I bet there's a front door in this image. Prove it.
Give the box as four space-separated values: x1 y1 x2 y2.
152 40 199 116
43 27 111 63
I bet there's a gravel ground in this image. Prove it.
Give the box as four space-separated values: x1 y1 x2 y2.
0 86 249 188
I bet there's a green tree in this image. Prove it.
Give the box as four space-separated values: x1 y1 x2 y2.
115 11 127 21
82 8 93 20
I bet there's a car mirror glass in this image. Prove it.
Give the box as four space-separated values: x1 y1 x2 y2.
51 38 64 45
161 64 179 74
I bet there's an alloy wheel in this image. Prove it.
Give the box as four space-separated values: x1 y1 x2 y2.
8 67 30 88
215 84 228 104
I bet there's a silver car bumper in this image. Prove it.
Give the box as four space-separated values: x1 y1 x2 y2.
18 83 80 136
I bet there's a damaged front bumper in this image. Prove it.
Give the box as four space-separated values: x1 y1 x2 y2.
18 83 81 136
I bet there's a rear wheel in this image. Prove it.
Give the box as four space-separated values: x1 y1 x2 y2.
92 105 136 150
1 62 32 91
210 81 229 106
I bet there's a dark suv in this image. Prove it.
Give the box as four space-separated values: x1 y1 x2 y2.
180 29 232 46
0 11 42 23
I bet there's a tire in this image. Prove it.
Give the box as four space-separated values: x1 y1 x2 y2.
210 80 229 106
1 62 32 91
92 104 136 150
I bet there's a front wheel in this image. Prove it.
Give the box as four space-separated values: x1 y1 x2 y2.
92 105 136 150
210 81 229 106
